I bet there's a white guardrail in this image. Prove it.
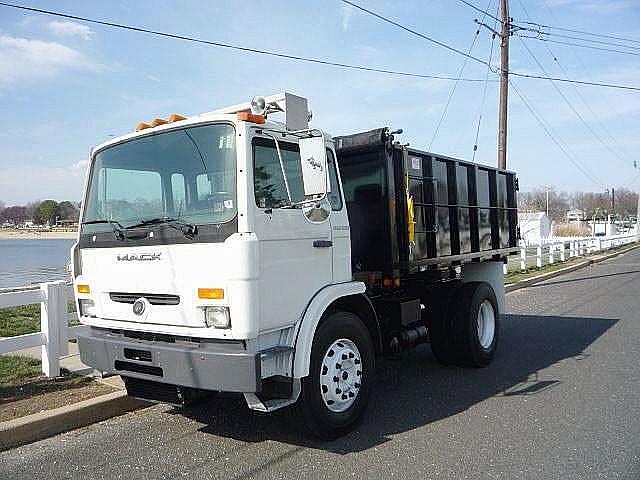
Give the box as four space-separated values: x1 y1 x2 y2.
503 233 639 274
0 281 87 378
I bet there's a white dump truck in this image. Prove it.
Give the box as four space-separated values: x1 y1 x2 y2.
73 93 518 438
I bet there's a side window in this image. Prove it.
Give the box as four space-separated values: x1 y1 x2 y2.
326 150 343 211
171 173 186 213
253 140 305 208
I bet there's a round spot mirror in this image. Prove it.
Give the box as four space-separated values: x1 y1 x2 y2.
302 198 330 223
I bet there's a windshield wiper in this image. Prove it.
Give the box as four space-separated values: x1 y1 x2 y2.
125 217 198 238
81 219 125 241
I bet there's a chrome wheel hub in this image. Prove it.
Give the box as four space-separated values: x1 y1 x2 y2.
477 299 496 349
320 338 362 413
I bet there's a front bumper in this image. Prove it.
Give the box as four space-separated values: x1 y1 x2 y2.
78 327 260 393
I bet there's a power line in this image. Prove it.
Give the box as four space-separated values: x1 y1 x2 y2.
525 36 640 58
472 7 500 162
510 69 640 91
539 32 640 52
519 20 640 47
0 1 488 83
429 0 494 151
509 79 603 189
341 0 491 67
517 36 630 169
513 3 630 170
534 0 638 163
339 0 640 92
2 1 640 92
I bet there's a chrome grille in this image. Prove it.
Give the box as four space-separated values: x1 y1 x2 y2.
109 292 180 305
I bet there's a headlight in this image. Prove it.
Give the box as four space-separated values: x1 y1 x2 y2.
79 299 96 317
204 306 230 329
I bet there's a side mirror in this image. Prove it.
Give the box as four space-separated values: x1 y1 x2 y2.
299 136 329 197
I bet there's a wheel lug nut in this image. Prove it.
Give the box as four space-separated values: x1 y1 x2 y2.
341 354 348 360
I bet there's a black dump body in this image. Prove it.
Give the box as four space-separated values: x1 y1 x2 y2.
334 127 518 277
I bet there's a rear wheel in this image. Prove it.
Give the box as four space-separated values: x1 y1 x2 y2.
430 282 499 367
296 311 375 439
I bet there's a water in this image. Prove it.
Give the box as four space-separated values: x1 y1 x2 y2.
0 239 75 288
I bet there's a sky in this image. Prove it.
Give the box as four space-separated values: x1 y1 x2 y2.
0 0 639 205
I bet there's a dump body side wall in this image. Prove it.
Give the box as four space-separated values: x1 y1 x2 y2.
335 132 518 277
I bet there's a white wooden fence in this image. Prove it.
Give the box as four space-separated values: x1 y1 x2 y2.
0 281 86 378
504 233 639 274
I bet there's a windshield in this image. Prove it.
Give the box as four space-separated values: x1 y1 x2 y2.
82 124 236 234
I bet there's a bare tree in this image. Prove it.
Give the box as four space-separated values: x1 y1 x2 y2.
518 187 569 223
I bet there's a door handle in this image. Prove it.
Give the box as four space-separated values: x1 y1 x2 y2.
313 240 333 248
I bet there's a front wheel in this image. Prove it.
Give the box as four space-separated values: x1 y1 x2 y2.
296 311 375 439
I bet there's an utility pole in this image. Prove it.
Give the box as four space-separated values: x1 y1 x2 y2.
635 161 640 235
497 0 509 170
611 187 615 213
546 188 549 217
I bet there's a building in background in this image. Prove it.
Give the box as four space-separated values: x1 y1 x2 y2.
566 209 586 223
518 211 551 244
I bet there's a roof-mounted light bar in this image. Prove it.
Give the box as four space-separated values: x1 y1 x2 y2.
134 113 188 132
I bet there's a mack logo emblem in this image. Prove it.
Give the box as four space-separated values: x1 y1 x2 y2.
132 298 146 316
117 253 161 262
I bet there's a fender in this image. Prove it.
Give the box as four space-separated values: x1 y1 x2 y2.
291 281 366 378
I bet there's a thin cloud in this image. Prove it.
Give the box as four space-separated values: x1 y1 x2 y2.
341 4 354 32
0 35 93 91
544 0 635 13
47 20 94 41
71 159 89 176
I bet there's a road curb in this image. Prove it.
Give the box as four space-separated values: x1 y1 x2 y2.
0 390 151 451
505 244 640 294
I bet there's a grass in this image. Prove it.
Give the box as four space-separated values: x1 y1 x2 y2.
0 304 40 337
0 355 41 384
0 301 77 338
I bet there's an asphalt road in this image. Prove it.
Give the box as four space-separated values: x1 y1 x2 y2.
2 249 640 479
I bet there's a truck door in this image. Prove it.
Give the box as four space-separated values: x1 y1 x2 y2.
252 137 333 333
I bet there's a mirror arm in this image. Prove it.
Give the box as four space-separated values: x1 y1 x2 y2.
263 132 293 206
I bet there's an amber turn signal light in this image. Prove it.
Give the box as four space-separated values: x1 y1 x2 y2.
237 112 265 124
198 288 224 300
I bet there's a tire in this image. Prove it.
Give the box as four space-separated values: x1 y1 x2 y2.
428 283 461 365
450 282 499 367
296 311 375 439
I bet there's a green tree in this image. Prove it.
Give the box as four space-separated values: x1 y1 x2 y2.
57 201 79 221
35 200 59 226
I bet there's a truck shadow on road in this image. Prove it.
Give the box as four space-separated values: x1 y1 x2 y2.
178 313 617 454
